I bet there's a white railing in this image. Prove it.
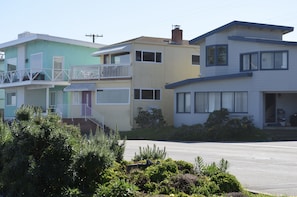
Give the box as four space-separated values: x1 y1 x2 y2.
0 68 70 84
55 104 105 130
70 64 131 80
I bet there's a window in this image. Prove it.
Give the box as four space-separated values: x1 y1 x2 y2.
240 53 258 71
96 89 129 104
111 52 130 64
72 92 82 105
206 45 228 66
195 91 247 113
192 55 200 65
177 92 191 113
6 92 16 106
134 89 161 100
261 51 288 70
136 51 162 63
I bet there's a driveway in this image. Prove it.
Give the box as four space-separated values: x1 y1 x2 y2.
124 140 297 196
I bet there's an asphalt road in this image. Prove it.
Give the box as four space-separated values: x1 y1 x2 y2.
124 140 297 196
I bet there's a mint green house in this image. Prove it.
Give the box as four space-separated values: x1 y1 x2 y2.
0 32 104 120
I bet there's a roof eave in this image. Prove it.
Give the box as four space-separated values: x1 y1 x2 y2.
165 72 253 89
189 21 294 45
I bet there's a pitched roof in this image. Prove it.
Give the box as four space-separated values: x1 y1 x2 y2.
165 72 253 89
0 32 105 50
189 21 294 45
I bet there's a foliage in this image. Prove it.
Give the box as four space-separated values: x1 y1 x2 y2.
145 159 178 182
1 109 76 196
94 179 139 197
15 104 35 121
0 106 125 196
135 107 166 128
133 144 167 161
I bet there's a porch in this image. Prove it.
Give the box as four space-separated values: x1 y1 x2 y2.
70 64 132 80
264 92 297 128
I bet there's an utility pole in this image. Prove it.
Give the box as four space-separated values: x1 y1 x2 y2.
85 34 103 43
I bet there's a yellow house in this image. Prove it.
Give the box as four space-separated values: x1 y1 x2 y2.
64 26 200 131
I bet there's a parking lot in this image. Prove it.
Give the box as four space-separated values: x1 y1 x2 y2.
124 140 297 196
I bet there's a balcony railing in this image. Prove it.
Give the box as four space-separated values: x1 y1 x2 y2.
0 68 70 84
70 64 131 80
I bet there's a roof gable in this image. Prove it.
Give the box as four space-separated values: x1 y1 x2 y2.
189 21 294 45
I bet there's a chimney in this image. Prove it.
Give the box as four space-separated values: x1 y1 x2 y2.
171 25 183 44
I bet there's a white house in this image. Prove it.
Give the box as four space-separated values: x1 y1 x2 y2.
166 21 297 129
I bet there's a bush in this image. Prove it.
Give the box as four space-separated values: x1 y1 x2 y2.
135 107 166 128
145 158 178 183
211 172 242 193
71 135 115 194
0 110 76 196
95 179 138 197
133 144 166 161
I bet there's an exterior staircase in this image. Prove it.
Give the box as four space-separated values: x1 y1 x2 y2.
62 118 111 135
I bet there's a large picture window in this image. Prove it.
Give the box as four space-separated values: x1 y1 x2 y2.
134 89 161 100
177 92 191 113
96 89 129 104
195 91 247 113
206 45 228 66
240 53 258 71
136 51 162 63
6 92 16 106
261 51 288 70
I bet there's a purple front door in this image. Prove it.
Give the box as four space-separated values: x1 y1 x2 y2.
82 91 91 116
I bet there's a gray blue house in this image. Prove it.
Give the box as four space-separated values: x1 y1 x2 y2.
166 21 297 129
0 32 104 120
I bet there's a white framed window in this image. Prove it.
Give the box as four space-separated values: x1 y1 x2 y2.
96 88 130 104
134 89 161 100
6 92 16 106
72 92 82 105
136 50 162 63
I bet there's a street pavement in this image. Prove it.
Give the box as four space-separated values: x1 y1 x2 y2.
124 140 297 196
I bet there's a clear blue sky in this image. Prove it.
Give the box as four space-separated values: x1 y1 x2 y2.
1 0 297 45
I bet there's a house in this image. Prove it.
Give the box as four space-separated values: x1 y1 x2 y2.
165 21 297 129
63 26 200 131
0 32 104 121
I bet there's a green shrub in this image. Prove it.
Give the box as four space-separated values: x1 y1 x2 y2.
135 107 166 128
133 144 166 161
211 172 242 193
175 160 195 174
0 111 75 196
145 158 178 183
95 179 138 197
71 136 114 194
15 105 35 121
170 173 198 194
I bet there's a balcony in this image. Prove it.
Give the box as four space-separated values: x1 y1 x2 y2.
70 64 132 80
0 68 70 86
